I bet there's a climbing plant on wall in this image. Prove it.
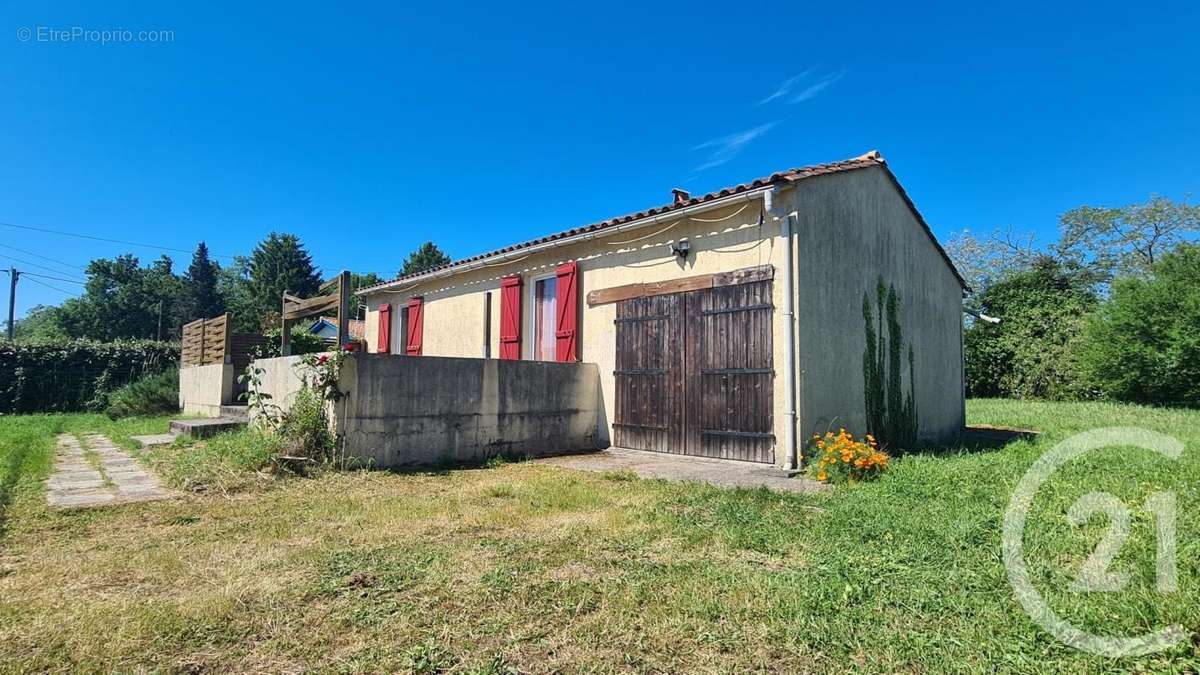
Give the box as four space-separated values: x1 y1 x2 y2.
862 278 918 451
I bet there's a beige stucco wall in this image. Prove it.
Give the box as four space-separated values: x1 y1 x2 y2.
793 166 965 444
362 199 790 456
361 166 964 462
178 362 234 418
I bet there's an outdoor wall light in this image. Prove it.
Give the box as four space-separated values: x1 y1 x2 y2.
670 240 691 260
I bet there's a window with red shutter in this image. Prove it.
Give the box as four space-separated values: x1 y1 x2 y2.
499 275 522 360
406 297 424 355
554 261 579 362
376 303 391 354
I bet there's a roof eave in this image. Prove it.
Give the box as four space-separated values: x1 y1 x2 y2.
355 151 971 296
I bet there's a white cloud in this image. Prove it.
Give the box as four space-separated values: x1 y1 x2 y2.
691 122 779 172
788 70 847 103
757 68 816 105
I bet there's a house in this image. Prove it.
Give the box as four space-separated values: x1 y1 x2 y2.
309 316 364 343
356 151 966 470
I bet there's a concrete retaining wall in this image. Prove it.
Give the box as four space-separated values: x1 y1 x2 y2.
339 354 603 468
246 354 317 424
178 363 234 417
246 353 604 468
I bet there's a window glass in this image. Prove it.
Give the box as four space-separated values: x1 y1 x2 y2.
533 277 557 361
391 305 408 355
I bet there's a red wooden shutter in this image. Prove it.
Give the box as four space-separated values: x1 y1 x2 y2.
499 275 522 360
555 261 579 362
376 303 391 354
406 297 424 355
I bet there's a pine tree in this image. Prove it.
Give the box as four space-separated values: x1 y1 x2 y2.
183 242 223 321
248 232 322 326
399 242 451 277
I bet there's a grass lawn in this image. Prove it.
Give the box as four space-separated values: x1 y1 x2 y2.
1 400 1198 673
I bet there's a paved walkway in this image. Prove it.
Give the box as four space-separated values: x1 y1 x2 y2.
46 434 173 509
537 447 829 494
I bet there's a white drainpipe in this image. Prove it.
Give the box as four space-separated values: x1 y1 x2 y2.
764 187 800 472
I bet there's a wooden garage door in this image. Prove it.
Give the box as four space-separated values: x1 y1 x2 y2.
614 280 774 463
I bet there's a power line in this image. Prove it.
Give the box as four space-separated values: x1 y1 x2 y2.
23 275 78 297
0 253 88 280
19 270 87 286
0 219 235 260
0 243 85 270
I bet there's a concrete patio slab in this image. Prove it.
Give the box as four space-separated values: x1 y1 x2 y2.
537 447 829 494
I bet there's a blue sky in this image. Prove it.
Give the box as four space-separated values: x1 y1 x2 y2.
2 1 1198 318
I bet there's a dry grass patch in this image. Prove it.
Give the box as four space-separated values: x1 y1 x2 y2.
2 401 1200 672
0 460 817 673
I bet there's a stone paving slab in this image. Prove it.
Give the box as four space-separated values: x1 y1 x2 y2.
45 434 175 509
536 447 829 494
129 433 178 447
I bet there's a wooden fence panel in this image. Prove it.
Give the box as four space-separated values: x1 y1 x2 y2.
180 314 239 367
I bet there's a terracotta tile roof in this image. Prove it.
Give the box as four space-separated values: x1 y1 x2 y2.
358 150 964 293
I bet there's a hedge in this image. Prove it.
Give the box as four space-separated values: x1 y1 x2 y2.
0 339 179 414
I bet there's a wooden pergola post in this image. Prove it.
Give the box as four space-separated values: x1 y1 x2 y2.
281 289 291 356
279 271 351 355
335 270 351 347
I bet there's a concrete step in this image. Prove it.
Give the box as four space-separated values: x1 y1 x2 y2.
129 433 179 447
170 417 247 439
219 404 249 420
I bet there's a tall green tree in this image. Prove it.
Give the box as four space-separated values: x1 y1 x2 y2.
182 242 223 321
12 304 67 341
248 233 322 328
964 257 1097 400
217 255 258 332
55 254 183 341
1057 196 1200 281
944 228 1037 314
1077 244 1200 406
348 272 383 319
399 242 451 277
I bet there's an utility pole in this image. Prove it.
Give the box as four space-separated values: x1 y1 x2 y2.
5 268 18 341
157 299 164 341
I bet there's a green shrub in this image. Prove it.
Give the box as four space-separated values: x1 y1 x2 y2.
255 326 327 358
963 257 1096 400
268 387 335 470
138 429 275 493
1077 244 1200 406
104 368 180 419
0 339 179 414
